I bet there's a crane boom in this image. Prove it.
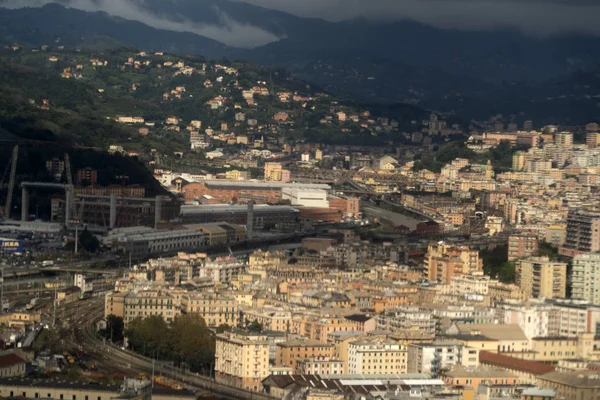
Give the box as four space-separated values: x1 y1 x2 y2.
64 153 73 186
3 145 18 219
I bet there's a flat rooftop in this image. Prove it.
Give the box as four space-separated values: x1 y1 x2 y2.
202 180 331 190
181 204 299 214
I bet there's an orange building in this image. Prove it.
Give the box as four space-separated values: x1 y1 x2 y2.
276 339 334 372
442 366 519 391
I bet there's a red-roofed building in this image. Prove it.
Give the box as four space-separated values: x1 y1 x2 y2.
479 350 555 384
0 353 26 377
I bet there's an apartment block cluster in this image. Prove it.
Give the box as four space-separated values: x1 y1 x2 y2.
104 222 600 399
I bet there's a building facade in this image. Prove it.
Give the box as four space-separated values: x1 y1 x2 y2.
572 253 600 304
215 331 270 392
516 257 567 300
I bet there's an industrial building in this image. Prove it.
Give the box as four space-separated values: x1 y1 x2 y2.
180 204 300 230
51 195 180 230
182 181 330 204
103 226 207 258
281 188 329 208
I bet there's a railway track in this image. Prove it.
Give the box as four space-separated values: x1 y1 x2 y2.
59 299 276 400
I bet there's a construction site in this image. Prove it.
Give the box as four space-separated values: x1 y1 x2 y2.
0 145 180 235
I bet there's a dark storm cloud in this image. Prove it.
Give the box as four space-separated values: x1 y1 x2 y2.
2 0 599 48
235 0 600 36
0 0 281 48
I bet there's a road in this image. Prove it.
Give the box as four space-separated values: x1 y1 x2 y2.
59 298 276 400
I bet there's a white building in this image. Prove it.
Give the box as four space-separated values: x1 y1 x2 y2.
377 306 436 334
281 188 329 208
449 273 497 297
347 337 407 374
200 257 247 284
74 274 93 293
550 299 600 337
301 152 310 162
572 252 600 304
407 339 479 377
495 299 553 339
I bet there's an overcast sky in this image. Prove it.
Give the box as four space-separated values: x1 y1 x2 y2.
235 0 600 36
2 0 600 48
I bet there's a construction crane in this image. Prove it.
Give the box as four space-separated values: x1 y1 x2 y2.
3 145 18 219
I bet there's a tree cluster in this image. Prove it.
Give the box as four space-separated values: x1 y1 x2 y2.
125 314 215 374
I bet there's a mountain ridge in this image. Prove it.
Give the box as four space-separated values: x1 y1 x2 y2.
1 2 599 125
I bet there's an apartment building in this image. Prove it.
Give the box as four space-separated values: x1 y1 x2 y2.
347 337 408 374
495 300 554 339
215 331 270 392
407 339 479 377
241 307 292 332
181 292 238 328
425 243 483 284
290 316 356 342
377 306 436 334
549 300 600 337
442 366 518 391
537 371 600 400
75 167 98 185
508 234 539 261
122 290 180 326
264 162 290 183
449 273 496 297
545 225 567 247
104 291 126 318
571 252 600 304
275 339 335 372
586 132 600 149
530 337 578 362
295 357 344 375
199 256 247 284
560 209 600 257
516 257 568 300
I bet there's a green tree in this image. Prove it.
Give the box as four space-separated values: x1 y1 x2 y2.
79 228 100 253
100 315 124 343
170 314 215 372
497 261 516 283
538 242 559 260
216 324 231 334
125 316 170 358
247 320 263 333
33 328 60 353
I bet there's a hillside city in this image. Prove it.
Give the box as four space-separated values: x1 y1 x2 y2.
0 41 600 400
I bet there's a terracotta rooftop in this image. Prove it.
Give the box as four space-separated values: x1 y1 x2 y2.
479 351 555 375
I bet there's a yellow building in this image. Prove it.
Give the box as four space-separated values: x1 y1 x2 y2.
276 339 335 372
181 292 238 328
425 243 483 284
0 312 41 328
537 371 600 400
225 170 249 180
123 290 180 326
242 307 292 332
545 225 567 247
215 331 270 392
531 337 578 362
104 291 126 318
347 337 408 374
516 257 567 300
448 323 530 353
291 315 357 343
